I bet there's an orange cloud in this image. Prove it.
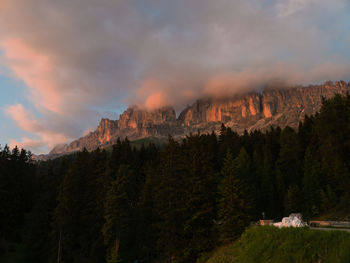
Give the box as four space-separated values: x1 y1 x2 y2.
9 138 45 152
5 104 45 132
144 92 170 110
5 104 70 151
1 38 63 113
134 79 173 110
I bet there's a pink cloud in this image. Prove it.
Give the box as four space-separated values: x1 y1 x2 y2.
9 138 45 152
133 79 173 110
1 38 63 113
144 92 170 110
133 78 201 111
5 104 45 132
5 104 71 152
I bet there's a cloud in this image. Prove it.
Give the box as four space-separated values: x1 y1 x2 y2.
1 38 63 113
4 103 104 152
132 78 198 111
5 104 70 152
203 62 350 98
0 0 350 153
276 0 315 17
133 79 172 110
5 104 45 133
9 138 45 152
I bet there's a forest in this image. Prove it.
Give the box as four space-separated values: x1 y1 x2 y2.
0 93 349 263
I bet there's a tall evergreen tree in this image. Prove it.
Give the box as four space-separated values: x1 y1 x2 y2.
181 134 217 261
154 137 187 262
302 148 322 217
218 149 251 243
103 164 141 263
284 184 302 215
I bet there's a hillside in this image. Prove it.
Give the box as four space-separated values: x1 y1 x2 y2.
45 81 350 158
204 226 350 263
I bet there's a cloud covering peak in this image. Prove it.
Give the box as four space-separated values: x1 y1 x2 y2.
1 0 350 153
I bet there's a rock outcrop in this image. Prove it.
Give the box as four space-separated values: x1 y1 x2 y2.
46 106 180 157
44 81 350 159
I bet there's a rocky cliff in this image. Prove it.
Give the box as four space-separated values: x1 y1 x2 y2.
46 81 350 158
179 81 350 134
48 106 179 156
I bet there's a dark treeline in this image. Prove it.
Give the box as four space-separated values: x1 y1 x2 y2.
1 94 350 263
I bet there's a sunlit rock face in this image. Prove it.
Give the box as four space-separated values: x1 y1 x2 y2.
118 106 177 130
46 81 350 158
54 106 179 155
179 81 350 134
97 118 119 143
178 93 263 127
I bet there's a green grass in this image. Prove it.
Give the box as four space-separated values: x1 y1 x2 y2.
204 226 350 263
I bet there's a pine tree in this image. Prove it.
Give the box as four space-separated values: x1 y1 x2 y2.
154 137 187 262
277 126 303 187
218 124 241 163
103 165 140 262
0 145 36 251
53 149 91 262
181 134 217 261
218 149 251 243
138 165 161 262
284 184 302 215
302 148 321 217
253 150 275 218
79 149 109 262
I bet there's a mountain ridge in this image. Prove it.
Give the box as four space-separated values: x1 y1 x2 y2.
40 81 350 160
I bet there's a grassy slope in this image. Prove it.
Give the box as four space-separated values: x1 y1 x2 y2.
204 226 350 263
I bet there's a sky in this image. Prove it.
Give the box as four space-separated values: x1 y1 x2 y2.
0 0 350 154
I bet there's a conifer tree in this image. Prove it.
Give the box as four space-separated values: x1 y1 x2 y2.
181 134 217 261
53 149 91 262
138 165 161 262
218 149 251 243
302 148 321 217
154 137 187 262
103 165 140 262
284 184 302 215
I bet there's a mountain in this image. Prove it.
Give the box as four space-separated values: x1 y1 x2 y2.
44 80 350 159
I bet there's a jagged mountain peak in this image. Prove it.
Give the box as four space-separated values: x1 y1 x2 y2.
43 81 350 159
